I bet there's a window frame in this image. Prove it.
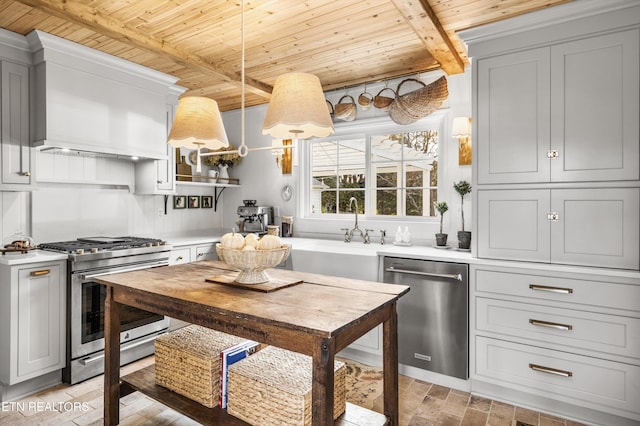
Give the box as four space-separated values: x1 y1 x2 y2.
299 113 446 223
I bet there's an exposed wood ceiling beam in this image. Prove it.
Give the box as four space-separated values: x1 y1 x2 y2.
390 0 465 75
17 0 273 98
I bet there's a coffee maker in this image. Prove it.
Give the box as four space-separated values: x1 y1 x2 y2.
237 200 274 235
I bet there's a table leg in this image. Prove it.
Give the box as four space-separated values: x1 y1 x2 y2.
311 337 335 426
383 303 399 426
104 286 121 425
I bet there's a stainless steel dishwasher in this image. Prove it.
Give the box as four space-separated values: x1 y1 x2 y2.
382 256 468 379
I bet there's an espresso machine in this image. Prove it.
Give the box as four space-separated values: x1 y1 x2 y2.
237 200 274 235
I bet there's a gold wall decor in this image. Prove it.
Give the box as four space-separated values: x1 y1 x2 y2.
458 137 472 166
452 116 472 166
281 139 292 174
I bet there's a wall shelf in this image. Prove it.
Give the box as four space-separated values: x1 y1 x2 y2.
175 179 241 211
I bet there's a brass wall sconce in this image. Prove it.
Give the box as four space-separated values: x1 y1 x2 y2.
452 116 472 166
272 139 293 174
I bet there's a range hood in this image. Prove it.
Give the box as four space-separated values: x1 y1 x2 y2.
26 30 185 160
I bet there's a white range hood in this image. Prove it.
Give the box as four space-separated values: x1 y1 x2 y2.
26 30 185 160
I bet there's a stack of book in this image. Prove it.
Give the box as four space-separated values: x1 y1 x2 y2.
219 340 261 408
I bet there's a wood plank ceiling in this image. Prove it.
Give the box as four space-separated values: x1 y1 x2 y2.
0 0 573 111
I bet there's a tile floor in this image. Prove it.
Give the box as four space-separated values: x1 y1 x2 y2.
0 356 589 426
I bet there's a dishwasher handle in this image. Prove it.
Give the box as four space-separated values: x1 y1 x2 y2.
385 266 462 282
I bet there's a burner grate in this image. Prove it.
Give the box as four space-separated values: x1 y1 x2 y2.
39 236 164 253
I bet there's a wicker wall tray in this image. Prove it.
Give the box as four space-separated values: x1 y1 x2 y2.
205 271 302 292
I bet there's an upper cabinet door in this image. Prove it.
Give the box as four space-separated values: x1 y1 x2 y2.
476 189 551 263
1 61 31 186
550 188 639 270
550 30 639 182
477 48 551 184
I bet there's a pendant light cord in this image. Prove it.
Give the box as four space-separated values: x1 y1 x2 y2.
238 0 249 157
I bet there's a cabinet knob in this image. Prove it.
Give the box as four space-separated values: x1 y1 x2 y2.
547 150 559 159
176 256 183 261
21 171 31 177
546 212 559 222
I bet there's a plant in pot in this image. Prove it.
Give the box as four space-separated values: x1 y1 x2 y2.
434 201 449 246
202 144 241 182
453 180 472 250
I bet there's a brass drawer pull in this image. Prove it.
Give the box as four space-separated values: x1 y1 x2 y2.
529 363 572 377
529 284 573 294
30 269 50 277
529 319 573 331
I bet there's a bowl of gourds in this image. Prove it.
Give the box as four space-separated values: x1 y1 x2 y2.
216 232 290 284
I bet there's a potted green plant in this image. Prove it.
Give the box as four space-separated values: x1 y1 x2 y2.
202 144 241 182
434 201 449 246
453 180 472 249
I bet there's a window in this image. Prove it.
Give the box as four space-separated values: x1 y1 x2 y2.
309 129 439 218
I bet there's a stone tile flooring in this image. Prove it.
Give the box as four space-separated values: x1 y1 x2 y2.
0 356 588 426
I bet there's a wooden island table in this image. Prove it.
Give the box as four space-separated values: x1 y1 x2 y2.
98 260 409 425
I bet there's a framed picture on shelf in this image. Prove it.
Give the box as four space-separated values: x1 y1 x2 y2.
201 195 213 209
188 195 200 208
173 195 186 209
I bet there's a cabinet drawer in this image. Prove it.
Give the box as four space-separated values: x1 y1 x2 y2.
195 244 217 261
476 298 640 359
475 336 640 418
169 248 191 265
475 269 640 313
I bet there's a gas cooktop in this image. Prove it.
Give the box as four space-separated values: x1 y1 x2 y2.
39 236 166 254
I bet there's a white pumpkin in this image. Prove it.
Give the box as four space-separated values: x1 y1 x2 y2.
242 245 256 251
221 232 245 250
257 234 282 250
244 233 260 248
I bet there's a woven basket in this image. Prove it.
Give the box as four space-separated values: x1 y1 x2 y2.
389 76 448 125
373 87 396 111
228 346 346 426
357 91 373 110
334 95 357 122
326 99 334 119
155 325 247 408
216 244 291 284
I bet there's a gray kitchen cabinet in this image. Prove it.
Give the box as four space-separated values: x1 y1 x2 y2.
471 264 640 423
166 242 218 332
477 188 640 270
168 247 191 265
476 29 639 185
168 243 217 265
0 260 66 385
466 3 640 424
477 48 550 184
1 60 33 189
135 101 180 195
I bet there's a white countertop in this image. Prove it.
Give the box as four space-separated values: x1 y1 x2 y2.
161 230 226 247
0 249 69 266
6 232 636 281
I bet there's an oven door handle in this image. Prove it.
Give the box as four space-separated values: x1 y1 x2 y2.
80 261 169 280
79 334 161 365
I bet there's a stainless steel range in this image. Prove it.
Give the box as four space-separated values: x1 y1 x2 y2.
39 236 171 384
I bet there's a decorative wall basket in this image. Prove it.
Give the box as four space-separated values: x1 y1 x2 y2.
334 95 357 122
389 76 448 125
373 87 396 111
326 100 334 120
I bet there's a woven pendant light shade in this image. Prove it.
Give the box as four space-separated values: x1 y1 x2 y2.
168 96 229 149
262 73 334 139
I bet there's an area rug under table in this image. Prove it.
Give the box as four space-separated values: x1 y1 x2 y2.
339 358 384 410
